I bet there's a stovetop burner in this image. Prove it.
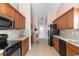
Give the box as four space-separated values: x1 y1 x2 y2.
0 40 21 49
0 43 8 49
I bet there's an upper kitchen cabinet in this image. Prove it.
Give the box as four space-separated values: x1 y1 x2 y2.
66 8 74 29
61 14 68 29
17 12 25 29
0 3 25 29
0 3 5 13
53 14 67 29
5 4 14 19
53 7 79 29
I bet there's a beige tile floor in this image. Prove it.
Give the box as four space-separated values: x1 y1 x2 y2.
26 39 60 56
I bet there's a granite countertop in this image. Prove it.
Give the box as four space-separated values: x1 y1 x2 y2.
54 35 79 47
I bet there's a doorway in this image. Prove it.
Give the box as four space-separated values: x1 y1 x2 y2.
38 17 47 40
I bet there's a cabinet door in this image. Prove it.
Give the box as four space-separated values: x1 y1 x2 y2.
61 14 67 29
0 3 5 13
56 18 61 29
5 4 14 19
67 46 79 56
67 8 74 29
21 38 29 56
17 13 25 29
66 43 79 56
67 46 74 56
53 37 59 52
12 9 18 29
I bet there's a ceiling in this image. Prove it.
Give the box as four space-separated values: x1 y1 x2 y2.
31 3 60 19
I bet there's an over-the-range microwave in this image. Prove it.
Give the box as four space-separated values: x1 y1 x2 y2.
0 16 15 29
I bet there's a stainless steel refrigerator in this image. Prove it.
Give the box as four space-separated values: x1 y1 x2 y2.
48 24 60 46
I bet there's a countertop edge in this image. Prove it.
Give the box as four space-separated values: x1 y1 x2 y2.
53 35 79 47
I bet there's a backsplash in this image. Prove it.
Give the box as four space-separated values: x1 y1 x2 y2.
60 29 79 39
0 30 23 40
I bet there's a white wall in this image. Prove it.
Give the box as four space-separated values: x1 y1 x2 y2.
47 12 56 25
47 3 60 25
56 3 79 18
9 3 19 10
32 3 60 18
18 3 31 50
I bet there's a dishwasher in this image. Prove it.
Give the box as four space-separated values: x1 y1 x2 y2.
59 39 66 56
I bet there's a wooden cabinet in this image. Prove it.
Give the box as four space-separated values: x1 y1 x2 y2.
61 14 67 29
12 9 18 29
0 3 25 29
56 18 60 29
53 37 59 52
21 37 29 56
17 13 25 29
53 36 79 56
5 4 14 19
66 43 79 56
66 8 74 29
0 3 5 13
53 14 67 29
53 7 79 29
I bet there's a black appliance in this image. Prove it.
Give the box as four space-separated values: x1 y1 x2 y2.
0 16 15 29
3 40 21 56
48 24 60 46
59 39 66 56
0 34 21 56
0 34 8 48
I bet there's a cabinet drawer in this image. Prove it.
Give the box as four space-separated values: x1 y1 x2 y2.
67 43 79 52
21 38 29 56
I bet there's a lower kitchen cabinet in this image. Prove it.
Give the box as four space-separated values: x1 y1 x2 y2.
20 37 29 56
66 43 79 56
53 36 79 56
53 37 59 52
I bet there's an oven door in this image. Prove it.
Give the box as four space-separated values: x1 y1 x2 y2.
4 42 21 56
11 48 20 56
